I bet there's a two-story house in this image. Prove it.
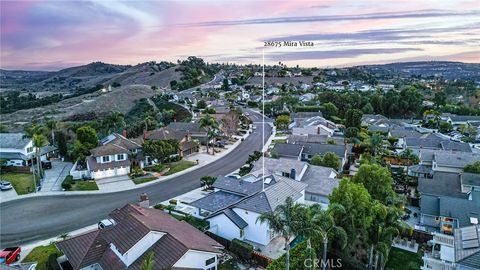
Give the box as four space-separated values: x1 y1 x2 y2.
87 133 142 179
56 203 223 270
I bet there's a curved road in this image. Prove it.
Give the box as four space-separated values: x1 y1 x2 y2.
0 118 271 247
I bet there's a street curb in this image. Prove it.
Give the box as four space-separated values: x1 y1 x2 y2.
0 130 253 204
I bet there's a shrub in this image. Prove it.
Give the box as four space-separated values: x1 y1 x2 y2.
61 175 74 190
47 253 60 270
231 239 253 260
154 204 165 210
169 199 178 205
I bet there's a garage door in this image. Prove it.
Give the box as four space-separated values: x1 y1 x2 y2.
115 167 129 176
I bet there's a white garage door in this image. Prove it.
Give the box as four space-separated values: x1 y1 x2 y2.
115 167 129 176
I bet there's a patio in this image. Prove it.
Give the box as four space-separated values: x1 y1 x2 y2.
244 236 289 260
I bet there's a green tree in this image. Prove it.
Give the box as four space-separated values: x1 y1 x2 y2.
299 204 348 270
345 109 363 129
199 114 219 155
310 154 323 166
140 252 155 270
345 127 359 138
464 161 480 174
0 124 7 133
142 139 180 162
76 126 98 149
329 179 374 250
144 115 156 131
45 117 58 143
322 152 341 169
275 115 290 131
104 111 125 134
197 99 207 110
33 133 48 185
56 131 68 158
352 164 395 204
433 92 447 108
322 102 339 120
362 103 374 114
257 197 304 270
200 175 217 189
387 136 398 148
439 121 453 133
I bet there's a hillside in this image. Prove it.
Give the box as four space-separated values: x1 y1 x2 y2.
361 61 480 80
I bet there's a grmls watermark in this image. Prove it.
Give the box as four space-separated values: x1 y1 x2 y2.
304 258 343 269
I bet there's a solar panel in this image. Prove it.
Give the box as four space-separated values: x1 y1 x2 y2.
462 239 480 249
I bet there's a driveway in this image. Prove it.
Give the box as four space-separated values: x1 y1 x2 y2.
0 188 18 203
40 160 73 192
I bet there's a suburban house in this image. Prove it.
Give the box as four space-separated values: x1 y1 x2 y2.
441 113 480 127
0 133 36 167
0 133 56 167
418 171 480 234
190 173 307 251
432 152 480 173
167 122 208 143
56 202 223 270
135 127 199 158
87 133 142 179
301 165 339 207
422 225 480 270
272 142 348 171
288 134 346 145
362 114 393 128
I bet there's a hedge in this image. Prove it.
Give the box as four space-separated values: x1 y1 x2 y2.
231 239 253 260
61 175 74 190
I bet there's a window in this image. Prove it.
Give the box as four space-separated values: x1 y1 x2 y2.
240 229 244 238
282 172 290 178
102 156 110 163
27 147 34 153
205 257 215 266
117 154 125 160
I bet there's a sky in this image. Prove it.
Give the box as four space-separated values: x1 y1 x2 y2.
1 0 479 71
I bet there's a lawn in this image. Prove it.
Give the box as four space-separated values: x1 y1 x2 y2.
163 160 196 176
70 180 99 191
271 139 287 144
385 247 423 270
23 243 62 270
133 176 158 185
0 173 35 194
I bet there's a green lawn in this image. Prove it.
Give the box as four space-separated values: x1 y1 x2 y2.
0 173 35 194
272 139 287 144
70 180 98 191
164 160 196 176
385 247 423 270
23 243 62 270
133 176 158 185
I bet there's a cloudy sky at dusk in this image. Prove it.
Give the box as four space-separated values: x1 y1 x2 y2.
1 0 479 70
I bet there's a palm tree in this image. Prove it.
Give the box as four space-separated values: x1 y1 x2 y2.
105 111 125 134
256 197 304 270
32 133 48 191
199 114 219 155
45 117 58 144
140 252 155 270
302 203 347 270
144 115 156 131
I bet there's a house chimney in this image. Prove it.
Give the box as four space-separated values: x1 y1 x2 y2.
143 130 148 140
290 168 296 180
138 193 150 208
122 130 127 138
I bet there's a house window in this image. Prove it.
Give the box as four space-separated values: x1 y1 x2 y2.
117 154 125 160
27 147 34 153
205 257 215 266
102 156 110 163
281 172 290 178
240 229 244 238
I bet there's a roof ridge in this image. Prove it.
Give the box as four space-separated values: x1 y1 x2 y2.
72 230 101 268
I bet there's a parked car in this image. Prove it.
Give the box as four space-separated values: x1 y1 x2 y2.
41 160 52 169
0 181 13 191
0 247 21 264
98 219 116 229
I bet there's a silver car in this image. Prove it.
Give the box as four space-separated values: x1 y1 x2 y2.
0 180 13 191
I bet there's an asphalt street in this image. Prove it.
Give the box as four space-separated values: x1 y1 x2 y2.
0 114 271 247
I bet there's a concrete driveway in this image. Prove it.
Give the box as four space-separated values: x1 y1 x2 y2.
40 160 73 192
0 188 18 203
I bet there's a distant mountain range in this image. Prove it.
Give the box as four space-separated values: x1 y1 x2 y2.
361 61 480 80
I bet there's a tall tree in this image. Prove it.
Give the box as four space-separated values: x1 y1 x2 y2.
352 163 395 204
45 117 58 143
345 109 363 129
33 134 48 189
257 197 304 270
275 115 290 131
199 114 219 155
140 252 155 270
322 152 341 170
76 126 98 149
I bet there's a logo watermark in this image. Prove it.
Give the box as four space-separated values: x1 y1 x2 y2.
304 258 343 269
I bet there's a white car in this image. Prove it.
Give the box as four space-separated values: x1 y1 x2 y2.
0 180 13 191
98 219 116 229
